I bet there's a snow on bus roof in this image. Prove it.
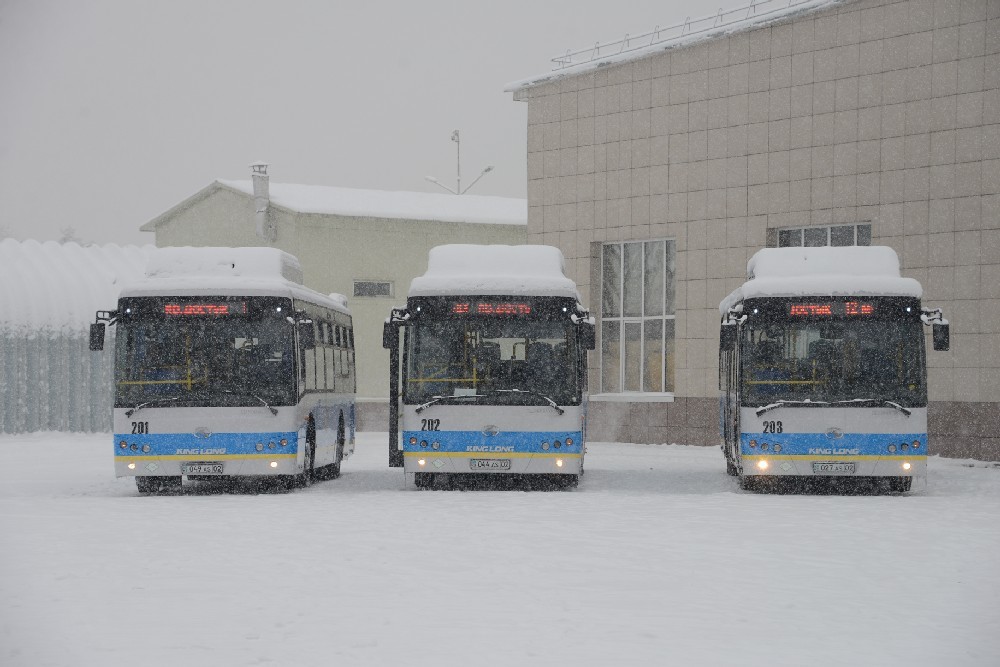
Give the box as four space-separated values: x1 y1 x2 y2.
408 244 580 299
719 246 923 314
121 247 350 315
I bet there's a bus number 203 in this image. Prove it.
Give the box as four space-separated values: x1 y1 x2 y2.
762 421 783 434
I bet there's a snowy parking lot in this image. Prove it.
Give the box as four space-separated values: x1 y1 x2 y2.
2 432 999 666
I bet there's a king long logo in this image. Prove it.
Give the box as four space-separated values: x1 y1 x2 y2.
825 428 844 439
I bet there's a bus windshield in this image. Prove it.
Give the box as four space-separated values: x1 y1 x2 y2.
404 319 581 406
741 318 926 407
114 318 295 408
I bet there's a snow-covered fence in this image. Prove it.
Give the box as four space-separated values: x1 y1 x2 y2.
0 240 153 434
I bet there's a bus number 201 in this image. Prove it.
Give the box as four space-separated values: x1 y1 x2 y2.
131 421 150 434
421 419 441 431
762 421 783 434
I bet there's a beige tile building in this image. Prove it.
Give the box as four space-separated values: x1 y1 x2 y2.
510 0 1000 458
141 167 527 427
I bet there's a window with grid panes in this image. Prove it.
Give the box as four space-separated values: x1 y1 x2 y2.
600 240 676 393
770 224 872 248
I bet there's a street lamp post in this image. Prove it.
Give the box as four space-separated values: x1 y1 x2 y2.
425 129 493 195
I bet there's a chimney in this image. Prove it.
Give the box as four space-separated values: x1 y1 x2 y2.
250 161 276 241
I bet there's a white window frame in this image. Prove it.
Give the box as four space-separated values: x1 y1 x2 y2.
598 239 676 398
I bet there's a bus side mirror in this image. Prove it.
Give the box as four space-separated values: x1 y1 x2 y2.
382 322 399 349
580 322 596 350
89 323 106 351
933 322 950 351
720 324 737 351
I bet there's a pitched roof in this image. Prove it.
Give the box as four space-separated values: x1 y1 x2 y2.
141 180 527 231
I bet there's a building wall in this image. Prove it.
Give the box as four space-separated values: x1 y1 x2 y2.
516 0 1000 458
148 187 526 424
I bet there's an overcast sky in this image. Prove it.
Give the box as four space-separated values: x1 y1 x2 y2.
1 0 742 245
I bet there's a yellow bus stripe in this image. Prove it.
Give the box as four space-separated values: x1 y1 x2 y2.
117 454 298 461
402 452 582 459
742 454 927 462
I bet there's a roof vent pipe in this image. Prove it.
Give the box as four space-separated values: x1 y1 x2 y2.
250 161 276 242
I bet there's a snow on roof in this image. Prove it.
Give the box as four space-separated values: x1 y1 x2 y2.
719 246 923 314
0 239 155 334
507 0 845 93
408 244 581 299
217 180 527 226
122 247 349 315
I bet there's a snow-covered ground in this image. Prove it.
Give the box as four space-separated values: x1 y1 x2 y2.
2 433 998 667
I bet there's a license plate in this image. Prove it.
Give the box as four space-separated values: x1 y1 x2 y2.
182 462 224 475
812 462 856 475
469 459 512 471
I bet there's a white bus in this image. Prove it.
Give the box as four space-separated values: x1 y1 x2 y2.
383 245 595 489
718 246 949 492
91 247 356 493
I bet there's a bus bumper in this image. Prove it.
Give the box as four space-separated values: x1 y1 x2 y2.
114 455 300 478
402 452 582 476
741 455 927 478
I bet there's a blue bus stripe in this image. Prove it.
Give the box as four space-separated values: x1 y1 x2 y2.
402 430 582 454
114 432 298 456
740 432 927 456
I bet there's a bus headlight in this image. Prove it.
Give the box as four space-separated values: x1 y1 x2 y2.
127 462 136 470
556 459 564 467
418 459 426 467
269 461 278 468
902 462 911 471
757 460 769 470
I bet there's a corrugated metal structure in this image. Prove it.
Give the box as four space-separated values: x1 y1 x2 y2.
0 240 153 433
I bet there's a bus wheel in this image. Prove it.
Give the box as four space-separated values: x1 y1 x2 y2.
889 477 912 493
558 474 580 489
136 476 157 494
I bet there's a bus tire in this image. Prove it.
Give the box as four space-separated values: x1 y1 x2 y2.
558 474 580 489
414 472 433 488
889 477 912 493
137 476 180 494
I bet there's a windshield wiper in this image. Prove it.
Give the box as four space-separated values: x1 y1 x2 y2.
414 393 491 414
220 390 278 415
493 389 564 415
831 398 912 417
755 399 829 417
125 396 181 418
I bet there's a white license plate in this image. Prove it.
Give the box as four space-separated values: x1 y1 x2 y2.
182 462 224 475
469 459 512 471
812 462 856 475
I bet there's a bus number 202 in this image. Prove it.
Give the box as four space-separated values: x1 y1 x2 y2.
762 421 783 434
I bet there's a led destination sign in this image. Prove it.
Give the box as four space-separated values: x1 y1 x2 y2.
452 302 532 315
788 301 874 317
164 302 247 316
